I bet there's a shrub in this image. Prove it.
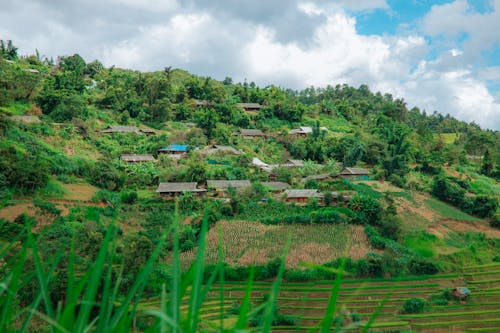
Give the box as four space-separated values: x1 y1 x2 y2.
120 191 138 205
401 298 425 314
408 259 438 275
33 198 61 215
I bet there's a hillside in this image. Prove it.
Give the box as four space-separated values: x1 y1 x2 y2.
0 42 499 332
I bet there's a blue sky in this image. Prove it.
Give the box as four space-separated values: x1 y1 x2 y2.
1 0 499 129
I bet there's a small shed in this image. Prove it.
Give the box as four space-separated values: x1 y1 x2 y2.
207 180 251 197
120 154 155 163
289 126 327 136
301 174 335 183
261 181 290 192
339 167 370 180
10 115 41 124
452 287 471 300
100 125 140 134
158 144 189 158
156 182 206 198
284 159 304 167
235 129 266 139
237 103 262 113
283 189 324 204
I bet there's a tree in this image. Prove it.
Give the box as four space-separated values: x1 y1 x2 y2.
49 94 88 121
0 40 18 60
196 107 219 140
480 149 493 176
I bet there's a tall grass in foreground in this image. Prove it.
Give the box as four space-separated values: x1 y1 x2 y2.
0 210 386 332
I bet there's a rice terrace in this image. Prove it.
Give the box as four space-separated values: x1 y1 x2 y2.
1 2 500 331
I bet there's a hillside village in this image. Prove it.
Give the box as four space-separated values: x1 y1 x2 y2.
1 43 500 332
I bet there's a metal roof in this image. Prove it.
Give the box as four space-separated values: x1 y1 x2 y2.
207 180 251 190
284 189 324 198
340 167 370 175
156 182 206 193
261 181 290 191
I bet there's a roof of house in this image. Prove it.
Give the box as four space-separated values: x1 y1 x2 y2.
286 159 304 167
340 167 370 176
156 182 206 193
10 115 41 124
262 181 290 191
289 126 327 134
302 174 334 181
238 129 265 137
207 180 251 190
252 157 269 167
139 128 156 134
120 154 155 162
100 125 139 133
158 144 188 152
237 103 262 109
284 189 323 198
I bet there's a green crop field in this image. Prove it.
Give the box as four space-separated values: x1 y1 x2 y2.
156 263 500 332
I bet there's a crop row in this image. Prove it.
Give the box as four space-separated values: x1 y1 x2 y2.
411 318 500 328
400 309 500 319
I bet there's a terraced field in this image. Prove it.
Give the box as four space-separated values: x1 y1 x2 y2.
182 263 500 332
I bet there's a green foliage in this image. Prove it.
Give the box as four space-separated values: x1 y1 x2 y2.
33 198 61 215
401 298 426 314
90 160 124 191
348 194 383 225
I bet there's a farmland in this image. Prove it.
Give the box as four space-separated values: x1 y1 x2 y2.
175 263 500 332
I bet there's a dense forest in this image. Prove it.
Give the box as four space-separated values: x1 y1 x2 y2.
1 40 499 332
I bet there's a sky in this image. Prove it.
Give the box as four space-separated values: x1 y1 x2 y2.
1 0 500 130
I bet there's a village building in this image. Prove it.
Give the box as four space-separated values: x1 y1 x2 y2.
201 144 242 156
207 180 251 197
235 129 266 139
120 154 155 163
157 144 189 159
284 159 304 167
452 287 471 300
283 189 324 204
289 126 327 137
10 115 41 124
100 125 139 134
156 182 206 198
261 181 290 192
139 128 156 135
339 167 370 180
237 103 262 113
301 174 336 183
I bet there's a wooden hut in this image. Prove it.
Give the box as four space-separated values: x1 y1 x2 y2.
283 189 323 204
156 182 206 199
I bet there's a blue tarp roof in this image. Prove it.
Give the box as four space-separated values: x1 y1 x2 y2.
159 144 188 152
457 287 471 295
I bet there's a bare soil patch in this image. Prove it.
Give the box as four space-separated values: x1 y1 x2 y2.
61 183 99 201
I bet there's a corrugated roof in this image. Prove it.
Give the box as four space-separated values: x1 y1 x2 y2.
156 182 206 193
207 180 251 190
302 174 333 181
159 144 188 152
120 154 155 162
287 159 304 167
284 189 323 198
262 181 290 191
101 125 139 133
340 167 370 175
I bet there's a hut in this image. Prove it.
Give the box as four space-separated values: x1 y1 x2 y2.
120 154 155 163
289 126 327 137
235 129 266 139
284 159 304 167
10 115 41 124
207 180 251 197
339 167 370 180
156 182 206 199
157 144 189 158
301 174 336 183
261 181 290 192
100 125 140 134
237 103 262 113
283 189 324 204
139 128 156 135
452 287 471 300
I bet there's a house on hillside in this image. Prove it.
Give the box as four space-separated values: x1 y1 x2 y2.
100 125 140 134
283 189 324 204
201 144 242 156
207 180 251 197
339 167 370 180
157 144 189 159
289 126 327 137
234 129 266 139
139 128 156 135
10 115 41 124
120 154 155 163
452 287 471 300
237 103 262 113
156 182 206 199
284 159 304 167
261 181 290 192
301 174 336 183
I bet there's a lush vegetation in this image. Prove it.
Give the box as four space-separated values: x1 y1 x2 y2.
1 40 499 331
